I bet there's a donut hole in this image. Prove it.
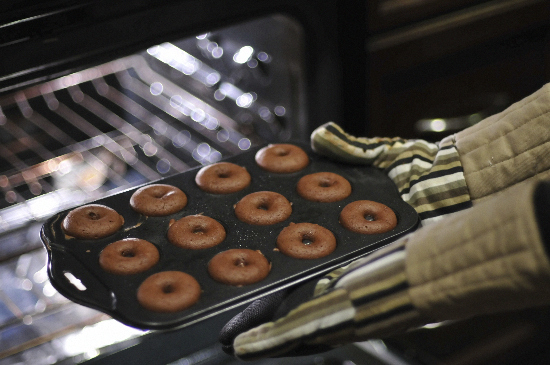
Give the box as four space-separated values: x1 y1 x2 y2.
364 214 376 221
318 179 334 188
257 203 270 211
217 172 231 179
162 283 175 294
88 211 101 220
120 249 135 258
192 226 206 234
275 149 290 157
233 257 248 267
152 191 167 199
301 234 314 245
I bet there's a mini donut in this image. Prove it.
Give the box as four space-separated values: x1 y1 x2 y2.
99 238 159 275
339 200 397 234
276 222 337 259
208 249 270 286
62 204 124 240
130 184 187 216
137 271 201 312
255 144 309 173
195 162 251 194
296 172 352 202
234 191 292 225
167 215 226 249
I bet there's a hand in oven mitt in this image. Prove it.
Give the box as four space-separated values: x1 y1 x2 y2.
221 83 550 360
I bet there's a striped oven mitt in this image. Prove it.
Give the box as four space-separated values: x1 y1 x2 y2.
311 122 472 224
227 83 550 360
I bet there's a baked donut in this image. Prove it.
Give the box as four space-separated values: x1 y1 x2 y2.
208 249 270 286
99 238 159 275
195 162 251 194
234 191 292 225
255 144 309 173
137 271 201 312
62 204 124 239
130 184 187 216
276 222 337 259
296 172 352 202
339 200 397 234
167 215 226 249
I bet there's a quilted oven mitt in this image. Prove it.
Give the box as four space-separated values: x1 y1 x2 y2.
224 83 550 360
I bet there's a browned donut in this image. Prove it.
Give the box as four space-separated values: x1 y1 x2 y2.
296 172 352 202
208 249 271 286
339 200 397 234
137 271 201 312
276 223 337 259
130 184 187 216
195 162 251 194
99 238 159 275
167 215 226 249
255 144 309 173
234 191 292 225
62 204 124 240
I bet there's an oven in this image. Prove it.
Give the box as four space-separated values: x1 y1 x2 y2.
0 1 381 364
2 1 550 364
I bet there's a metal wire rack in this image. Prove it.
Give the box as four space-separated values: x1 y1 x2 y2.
0 51 267 363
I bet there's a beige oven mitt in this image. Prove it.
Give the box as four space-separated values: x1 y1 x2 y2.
233 178 550 360
231 83 550 360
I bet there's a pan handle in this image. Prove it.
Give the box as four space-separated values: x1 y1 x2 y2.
46 245 116 312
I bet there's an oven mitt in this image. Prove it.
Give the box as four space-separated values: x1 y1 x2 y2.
231 178 550 360
311 123 472 224
313 82 550 211
221 83 550 359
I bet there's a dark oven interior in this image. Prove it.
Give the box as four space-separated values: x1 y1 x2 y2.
1 0 550 364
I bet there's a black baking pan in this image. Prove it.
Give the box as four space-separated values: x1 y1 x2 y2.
41 142 419 330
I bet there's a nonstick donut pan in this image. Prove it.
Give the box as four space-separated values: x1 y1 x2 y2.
41 142 419 330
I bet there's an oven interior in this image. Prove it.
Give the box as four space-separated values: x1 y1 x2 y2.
0 15 317 364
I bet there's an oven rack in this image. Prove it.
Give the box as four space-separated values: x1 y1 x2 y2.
0 53 268 363
0 55 263 237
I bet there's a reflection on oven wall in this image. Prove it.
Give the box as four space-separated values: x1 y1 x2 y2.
0 14 307 364
0 15 305 235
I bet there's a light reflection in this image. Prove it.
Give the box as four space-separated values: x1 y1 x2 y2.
156 159 171 174
173 130 191 148
170 95 184 108
43 282 57 297
233 46 254 64
210 151 222 162
214 90 225 101
206 72 221 85
257 51 271 63
142 141 158 157
211 46 223 59
274 106 286 116
204 116 219 130
0 175 8 188
191 109 206 123
217 129 229 142
121 149 138 165
430 119 447 132
196 143 211 157
150 82 163 96
5 191 17 204
238 138 251 150
236 93 254 108
61 319 145 358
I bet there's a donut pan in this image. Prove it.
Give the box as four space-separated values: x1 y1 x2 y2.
41 142 419 330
